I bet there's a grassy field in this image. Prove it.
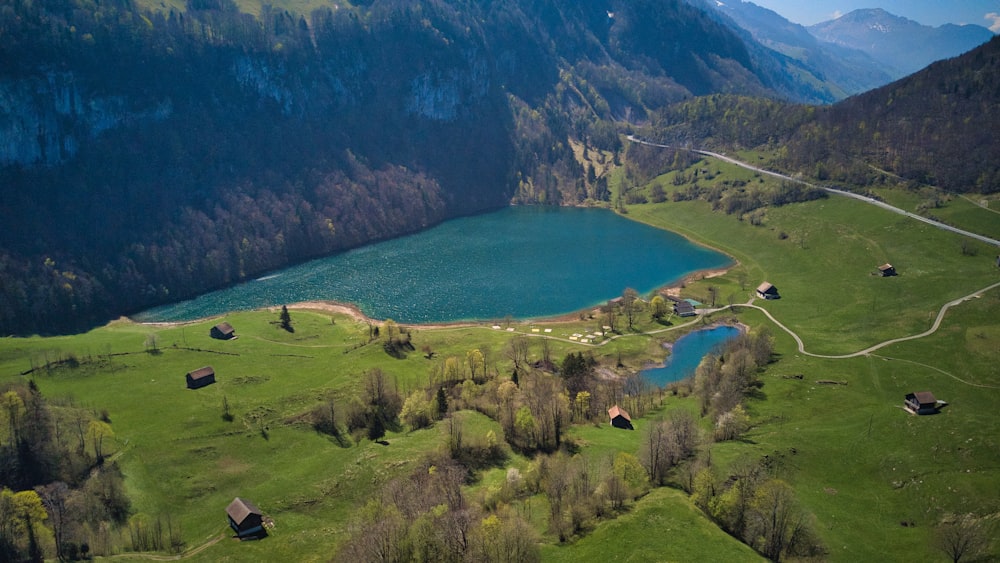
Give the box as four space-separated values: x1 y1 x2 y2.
3 153 1000 561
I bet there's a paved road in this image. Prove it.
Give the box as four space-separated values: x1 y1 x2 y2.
626 136 1000 247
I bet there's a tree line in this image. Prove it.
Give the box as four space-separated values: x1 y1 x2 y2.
0 380 151 561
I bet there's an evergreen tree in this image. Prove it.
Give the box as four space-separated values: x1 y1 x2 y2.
279 306 293 332
435 387 448 418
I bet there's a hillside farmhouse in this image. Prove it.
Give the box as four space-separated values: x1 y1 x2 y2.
878 263 897 277
904 391 939 415
608 405 633 430
756 282 779 299
186 366 216 389
226 497 266 539
211 322 236 340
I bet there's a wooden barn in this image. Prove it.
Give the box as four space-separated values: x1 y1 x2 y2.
673 300 696 317
186 366 216 389
756 282 780 300
608 405 633 430
226 497 266 539
877 263 897 277
211 322 236 340
904 391 938 415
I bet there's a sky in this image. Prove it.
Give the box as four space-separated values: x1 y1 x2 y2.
746 0 1000 32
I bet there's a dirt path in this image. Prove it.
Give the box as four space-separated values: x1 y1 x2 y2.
105 533 225 560
730 280 1000 361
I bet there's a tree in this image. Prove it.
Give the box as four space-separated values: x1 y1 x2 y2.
622 288 639 330
748 479 803 561
715 404 751 442
466 349 485 382
505 335 530 376
400 391 432 431
650 295 668 320
935 514 991 563
367 414 386 442
612 451 648 499
514 406 536 450
85 420 114 462
36 482 69 562
279 305 293 332
2 391 25 446
471 509 540 563
435 387 449 419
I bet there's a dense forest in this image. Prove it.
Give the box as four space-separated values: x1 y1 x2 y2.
0 0 858 336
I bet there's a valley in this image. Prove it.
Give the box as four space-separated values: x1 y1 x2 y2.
2 149 998 561
1 1 999 561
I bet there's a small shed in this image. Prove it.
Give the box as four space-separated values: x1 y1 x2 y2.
905 391 938 415
756 282 780 300
877 263 897 277
608 405 633 430
226 497 265 539
673 301 696 317
186 366 216 389
211 322 236 340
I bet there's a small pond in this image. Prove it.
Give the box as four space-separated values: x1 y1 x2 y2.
642 325 742 387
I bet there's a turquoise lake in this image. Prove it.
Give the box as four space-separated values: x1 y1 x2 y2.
642 325 741 386
135 206 731 323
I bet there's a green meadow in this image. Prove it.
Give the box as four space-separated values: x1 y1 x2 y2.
3 153 999 561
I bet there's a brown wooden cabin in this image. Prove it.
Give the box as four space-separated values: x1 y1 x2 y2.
211 322 236 340
905 391 938 415
608 405 634 430
227 497 265 539
186 366 216 389
756 282 780 299
878 263 897 277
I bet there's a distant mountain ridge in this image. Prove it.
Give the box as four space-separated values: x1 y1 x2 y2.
808 8 995 77
690 0 895 99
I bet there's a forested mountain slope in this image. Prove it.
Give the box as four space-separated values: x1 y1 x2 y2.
645 36 1000 193
0 0 836 335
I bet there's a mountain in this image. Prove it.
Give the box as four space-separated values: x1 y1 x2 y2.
808 8 995 77
779 34 1000 192
0 0 829 335
644 36 1000 194
691 0 895 98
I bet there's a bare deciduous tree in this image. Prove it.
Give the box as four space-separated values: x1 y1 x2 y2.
935 514 991 563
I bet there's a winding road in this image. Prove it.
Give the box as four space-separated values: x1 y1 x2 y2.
617 136 1000 371
626 136 1000 248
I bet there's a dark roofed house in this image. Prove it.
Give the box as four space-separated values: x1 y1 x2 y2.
905 391 938 415
608 405 633 430
673 300 696 317
186 366 216 389
878 263 897 277
211 322 236 340
226 497 266 539
756 282 779 300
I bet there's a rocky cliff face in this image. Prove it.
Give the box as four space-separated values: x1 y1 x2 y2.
0 73 171 167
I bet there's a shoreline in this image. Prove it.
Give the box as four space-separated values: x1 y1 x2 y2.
132 261 737 331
